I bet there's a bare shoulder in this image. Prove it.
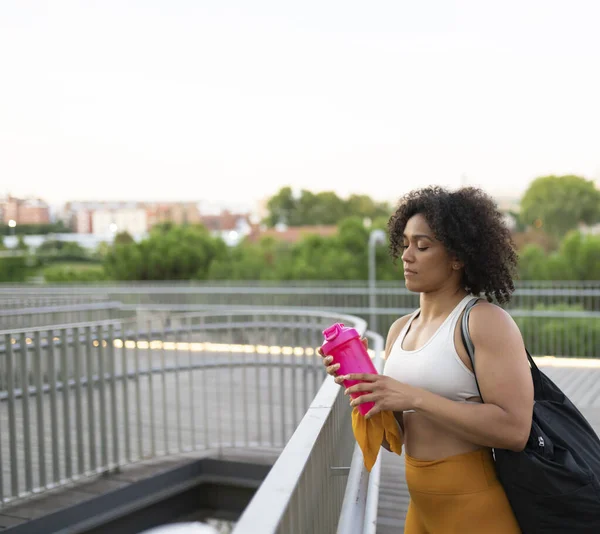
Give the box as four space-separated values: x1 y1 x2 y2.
468 300 524 350
384 314 412 358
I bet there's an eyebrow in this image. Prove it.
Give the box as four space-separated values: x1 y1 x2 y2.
403 234 434 241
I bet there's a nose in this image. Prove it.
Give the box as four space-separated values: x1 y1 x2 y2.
401 244 415 264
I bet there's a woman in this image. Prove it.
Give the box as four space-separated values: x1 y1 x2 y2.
321 186 533 533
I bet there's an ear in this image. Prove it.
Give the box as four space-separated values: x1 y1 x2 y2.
450 257 464 271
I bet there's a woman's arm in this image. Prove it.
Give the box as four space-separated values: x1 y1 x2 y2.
346 303 534 451
409 303 533 451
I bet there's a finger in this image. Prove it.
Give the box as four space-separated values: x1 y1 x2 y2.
334 375 346 385
346 383 374 395
361 337 368 349
326 363 340 375
350 393 376 406
364 404 381 420
344 373 377 382
317 347 324 357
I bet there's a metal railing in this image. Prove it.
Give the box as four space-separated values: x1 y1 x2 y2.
233 331 383 534
3 282 600 314
232 369 354 534
0 301 127 330
0 308 365 508
336 331 384 534
0 293 109 309
3 282 596 357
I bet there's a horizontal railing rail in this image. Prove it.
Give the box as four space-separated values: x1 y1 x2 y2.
0 301 126 330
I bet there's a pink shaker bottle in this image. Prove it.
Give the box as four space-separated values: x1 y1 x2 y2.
321 323 378 416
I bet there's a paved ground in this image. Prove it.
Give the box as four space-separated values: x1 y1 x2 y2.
376 363 600 533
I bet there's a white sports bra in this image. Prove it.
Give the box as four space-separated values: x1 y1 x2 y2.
383 295 481 410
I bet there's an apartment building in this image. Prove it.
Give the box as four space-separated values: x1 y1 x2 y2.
0 195 50 225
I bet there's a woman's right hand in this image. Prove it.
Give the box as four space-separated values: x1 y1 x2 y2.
318 337 368 386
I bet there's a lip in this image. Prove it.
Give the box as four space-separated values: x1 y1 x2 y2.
404 269 417 276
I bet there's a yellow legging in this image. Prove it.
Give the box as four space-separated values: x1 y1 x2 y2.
404 448 521 534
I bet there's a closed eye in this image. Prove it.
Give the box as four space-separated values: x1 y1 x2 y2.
401 245 429 251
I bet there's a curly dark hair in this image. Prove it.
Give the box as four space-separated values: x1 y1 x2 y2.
387 186 518 303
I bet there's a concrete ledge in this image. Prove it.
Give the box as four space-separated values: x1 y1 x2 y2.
3 458 271 534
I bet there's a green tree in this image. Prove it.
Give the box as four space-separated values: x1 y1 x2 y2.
114 231 135 245
35 239 89 263
555 231 600 280
518 244 551 280
104 224 226 280
285 217 392 281
265 187 297 227
0 256 28 282
264 187 393 227
294 190 317 226
347 194 392 222
0 244 29 282
208 237 296 281
309 191 347 225
337 217 369 258
520 175 600 237
517 231 600 281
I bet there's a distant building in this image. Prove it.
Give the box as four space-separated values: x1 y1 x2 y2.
0 195 50 225
199 210 254 246
62 200 203 234
59 199 265 245
144 202 202 227
92 208 147 237
74 210 93 233
62 201 139 233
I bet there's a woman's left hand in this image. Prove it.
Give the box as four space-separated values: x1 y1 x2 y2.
342 373 420 419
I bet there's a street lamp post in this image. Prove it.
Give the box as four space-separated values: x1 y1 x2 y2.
8 219 16 236
368 229 386 334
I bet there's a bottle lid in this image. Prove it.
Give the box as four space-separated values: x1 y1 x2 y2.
321 322 360 354
323 323 344 342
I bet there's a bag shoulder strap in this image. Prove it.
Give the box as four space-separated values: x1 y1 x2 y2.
460 298 542 401
460 298 485 400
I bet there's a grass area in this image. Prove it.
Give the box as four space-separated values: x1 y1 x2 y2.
33 261 108 282
42 261 103 272
29 261 102 277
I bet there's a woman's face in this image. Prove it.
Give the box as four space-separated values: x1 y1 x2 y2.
401 213 460 293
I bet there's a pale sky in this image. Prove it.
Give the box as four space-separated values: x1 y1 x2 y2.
1 1 599 211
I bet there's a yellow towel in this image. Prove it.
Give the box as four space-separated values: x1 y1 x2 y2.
351 408 403 471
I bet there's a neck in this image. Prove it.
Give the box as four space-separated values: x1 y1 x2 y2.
418 286 468 323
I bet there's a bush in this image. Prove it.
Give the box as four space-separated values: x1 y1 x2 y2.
515 304 600 358
104 224 227 280
517 231 600 281
43 264 107 282
0 255 29 282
